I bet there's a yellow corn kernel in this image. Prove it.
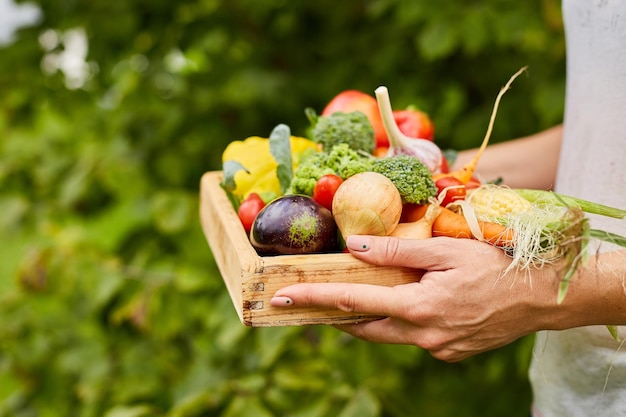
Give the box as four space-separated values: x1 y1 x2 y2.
467 185 532 219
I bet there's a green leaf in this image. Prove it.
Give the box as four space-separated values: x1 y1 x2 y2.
220 160 249 210
220 160 249 192
589 229 626 248
256 326 301 369
515 189 626 219
557 225 589 304
84 199 152 252
337 387 380 417
304 107 319 125
151 191 194 234
223 397 273 417
103 405 156 417
268 123 293 195
607 325 620 341
418 19 458 60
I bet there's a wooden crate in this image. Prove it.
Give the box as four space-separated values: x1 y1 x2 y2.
199 171 420 327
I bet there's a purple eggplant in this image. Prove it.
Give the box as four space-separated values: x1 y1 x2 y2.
250 195 338 255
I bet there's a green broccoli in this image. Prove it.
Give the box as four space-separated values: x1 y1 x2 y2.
372 155 437 205
289 152 335 196
310 111 376 154
326 143 374 179
289 144 374 196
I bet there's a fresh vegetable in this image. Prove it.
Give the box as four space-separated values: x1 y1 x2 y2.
313 174 343 212
320 89 439 154
395 183 626 304
289 143 374 196
308 110 376 154
221 125 317 203
270 124 296 194
373 147 389 158
237 193 266 234
393 108 435 141
390 203 441 239
464 184 626 302
399 203 424 223
435 67 527 184
513 189 626 219
219 74 626 312
371 154 438 205
250 195 338 255
332 171 403 239
435 176 468 207
467 185 532 219
374 86 444 173
465 176 482 190
439 155 453 174
409 203 515 247
321 90 387 148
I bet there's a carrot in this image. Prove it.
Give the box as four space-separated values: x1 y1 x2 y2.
390 204 441 239
434 67 527 184
407 204 515 247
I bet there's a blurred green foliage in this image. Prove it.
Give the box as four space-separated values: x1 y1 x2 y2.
0 0 565 415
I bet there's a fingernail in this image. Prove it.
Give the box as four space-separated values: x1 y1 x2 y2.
346 235 371 252
270 296 294 307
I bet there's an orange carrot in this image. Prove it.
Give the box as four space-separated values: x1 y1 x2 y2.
406 204 515 247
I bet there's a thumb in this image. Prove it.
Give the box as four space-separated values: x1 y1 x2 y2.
345 235 474 271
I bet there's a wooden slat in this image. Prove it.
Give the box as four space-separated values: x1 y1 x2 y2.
243 253 420 326
199 171 261 322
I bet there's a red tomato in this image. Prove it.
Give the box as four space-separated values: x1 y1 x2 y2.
434 176 467 207
465 177 482 190
238 193 266 234
439 152 450 174
393 109 435 141
313 174 344 212
399 203 424 223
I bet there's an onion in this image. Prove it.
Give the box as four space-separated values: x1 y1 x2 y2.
332 171 403 239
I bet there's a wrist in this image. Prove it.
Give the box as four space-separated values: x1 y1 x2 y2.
534 250 626 330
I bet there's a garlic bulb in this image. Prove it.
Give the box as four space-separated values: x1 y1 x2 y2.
374 86 443 174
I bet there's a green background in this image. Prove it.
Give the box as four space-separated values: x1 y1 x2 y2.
0 0 565 416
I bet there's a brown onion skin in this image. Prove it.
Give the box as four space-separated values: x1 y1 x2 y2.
332 172 402 240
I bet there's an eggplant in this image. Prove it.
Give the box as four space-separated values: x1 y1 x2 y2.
250 195 338 255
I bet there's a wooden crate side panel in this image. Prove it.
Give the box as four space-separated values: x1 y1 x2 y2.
199 171 263 322
242 253 421 326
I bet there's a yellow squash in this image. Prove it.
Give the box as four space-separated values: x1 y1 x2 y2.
221 135 318 199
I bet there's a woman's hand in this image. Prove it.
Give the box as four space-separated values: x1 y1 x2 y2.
271 235 562 362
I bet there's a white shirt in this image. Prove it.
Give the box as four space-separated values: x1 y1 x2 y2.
529 1 626 416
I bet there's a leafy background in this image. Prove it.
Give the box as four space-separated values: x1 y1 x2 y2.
0 0 565 416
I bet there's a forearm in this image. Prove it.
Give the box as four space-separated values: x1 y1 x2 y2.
538 249 626 330
452 125 563 190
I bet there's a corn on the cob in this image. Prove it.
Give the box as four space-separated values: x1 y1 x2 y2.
467 185 532 220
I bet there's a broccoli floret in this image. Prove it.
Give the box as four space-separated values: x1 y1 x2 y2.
326 143 374 179
289 152 336 195
289 144 374 196
372 155 437 205
311 111 376 154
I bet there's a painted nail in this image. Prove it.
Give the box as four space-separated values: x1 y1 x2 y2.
346 235 371 252
270 296 294 307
